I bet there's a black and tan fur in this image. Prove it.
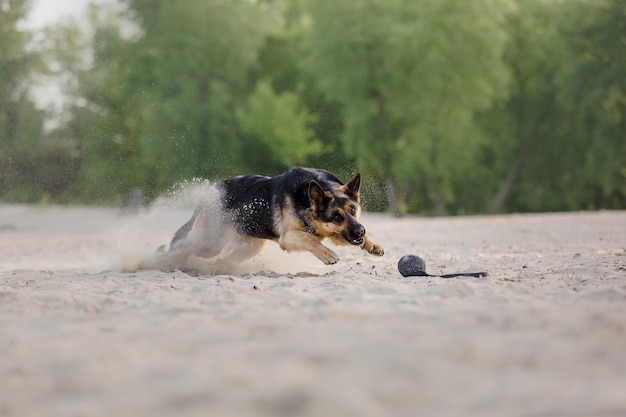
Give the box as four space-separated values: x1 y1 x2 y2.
144 167 384 272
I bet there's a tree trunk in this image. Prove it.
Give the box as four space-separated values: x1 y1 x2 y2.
489 132 540 214
430 134 446 216
432 175 446 216
5 104 18 144
489 149 525 214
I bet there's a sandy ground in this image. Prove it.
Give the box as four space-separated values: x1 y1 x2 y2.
1 204 625 417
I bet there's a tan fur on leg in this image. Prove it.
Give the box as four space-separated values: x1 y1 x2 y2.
361 236 385 256
278 230 340 265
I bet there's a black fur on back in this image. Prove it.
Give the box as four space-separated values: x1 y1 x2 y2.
220 167 344 239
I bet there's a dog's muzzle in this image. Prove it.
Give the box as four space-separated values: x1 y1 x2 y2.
346 224 366 246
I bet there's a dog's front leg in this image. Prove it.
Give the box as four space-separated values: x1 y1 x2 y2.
361 236 385 256
278 230 340 265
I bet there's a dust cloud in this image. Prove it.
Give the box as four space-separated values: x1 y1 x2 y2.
117 180 328 276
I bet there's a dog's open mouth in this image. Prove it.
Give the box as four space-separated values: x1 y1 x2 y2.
349 237 364 246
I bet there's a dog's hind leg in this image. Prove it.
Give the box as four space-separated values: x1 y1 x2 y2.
139 204 231 272
172 205 230 254
186 235 265 275
221 236 267 264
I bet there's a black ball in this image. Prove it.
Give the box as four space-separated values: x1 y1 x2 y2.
398 255 428 277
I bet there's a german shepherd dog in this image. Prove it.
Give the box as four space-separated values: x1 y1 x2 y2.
142 167 384 272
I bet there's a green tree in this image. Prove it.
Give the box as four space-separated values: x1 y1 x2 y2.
0 0 35 145
250 0 348 176
491 0 626 212
124 0 282 190
483 0 564 213
59 0 283 201
0 0 79 201
49 4 146 202
237 79 321 168
553 0 626 209
302 0 512 215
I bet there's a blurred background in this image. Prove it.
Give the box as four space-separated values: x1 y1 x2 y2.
0 0 624 215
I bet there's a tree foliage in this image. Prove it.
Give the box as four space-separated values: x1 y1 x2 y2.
302 0 513 214
488 0 626 212
0 0 80 201
0 0 624 213
553 0 626 209
237 79 321 168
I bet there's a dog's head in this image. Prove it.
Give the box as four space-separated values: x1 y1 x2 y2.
308 173 366 246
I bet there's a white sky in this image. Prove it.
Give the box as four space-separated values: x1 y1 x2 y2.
25 0 113 112
25 0 94 30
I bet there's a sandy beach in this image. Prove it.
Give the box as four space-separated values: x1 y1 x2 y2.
1 204 625 416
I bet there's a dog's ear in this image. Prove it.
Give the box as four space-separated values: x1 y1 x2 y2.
343 173 361 198
308 180 328 208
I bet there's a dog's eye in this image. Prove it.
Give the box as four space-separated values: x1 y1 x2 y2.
332 213 344 224
349 205 357 216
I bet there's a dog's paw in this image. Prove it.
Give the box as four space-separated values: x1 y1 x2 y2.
322 253 340 265
369 244 385 256
317 247 340 265
362 239 385 256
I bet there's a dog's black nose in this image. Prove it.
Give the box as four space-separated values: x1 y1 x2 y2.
345 221 366 245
